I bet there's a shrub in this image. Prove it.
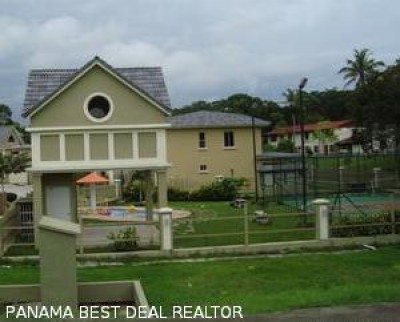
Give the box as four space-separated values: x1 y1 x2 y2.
190 177 247 201
168 187 190 201
122 180 143 202
330 211 400 237
107 226 138 251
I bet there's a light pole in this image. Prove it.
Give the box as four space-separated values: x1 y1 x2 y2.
299 77 308 222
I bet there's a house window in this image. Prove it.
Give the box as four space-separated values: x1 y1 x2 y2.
198 132 207 149
84 93 113 122
199 164 208 172
224 131 235 148
304 132 310 140
314 145 319 153
270 135 277 142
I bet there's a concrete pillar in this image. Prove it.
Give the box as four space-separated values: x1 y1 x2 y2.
144 170 154 221
39 216 81 308
157 170 168 208
158 208 173 252
313 198 330 240
32 173 43 248
373 167 381 191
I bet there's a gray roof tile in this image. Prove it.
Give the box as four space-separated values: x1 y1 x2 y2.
168 111 270 129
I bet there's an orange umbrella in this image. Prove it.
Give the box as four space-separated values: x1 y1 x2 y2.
77 172 108 210
77 172 108 185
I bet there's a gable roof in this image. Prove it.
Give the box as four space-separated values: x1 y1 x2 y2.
268 120 353 135
0 126 25 147
168 111 271 129
22 56 171 118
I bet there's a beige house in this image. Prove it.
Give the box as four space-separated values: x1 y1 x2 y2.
22 56 171 229
167 111 270 190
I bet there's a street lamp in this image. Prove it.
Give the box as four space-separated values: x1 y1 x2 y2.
299 77 308 220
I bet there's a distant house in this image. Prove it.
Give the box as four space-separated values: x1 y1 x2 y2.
0 126 30 184
167 111 270 190
266 120 362 154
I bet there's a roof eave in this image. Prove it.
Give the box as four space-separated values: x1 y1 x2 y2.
170 124 270 129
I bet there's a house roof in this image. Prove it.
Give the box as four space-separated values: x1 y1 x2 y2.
22 56 171 117
268 120 353 135
0 126 25 147
168 111 271 129
76 172 109 185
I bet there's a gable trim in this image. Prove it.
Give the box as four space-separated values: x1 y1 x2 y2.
24 58 171 118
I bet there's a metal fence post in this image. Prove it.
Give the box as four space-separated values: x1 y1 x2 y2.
391 193 396 234
373 167 381 191
158 208 173 252
244 202 249 247
313 199 330 240
0 220 3 256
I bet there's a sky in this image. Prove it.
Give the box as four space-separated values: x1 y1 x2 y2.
0 0 399 122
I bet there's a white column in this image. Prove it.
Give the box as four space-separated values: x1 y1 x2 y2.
158 208 173 251
156 129 167 162
59 133 66 161
89 184 97 210
313 198 330 240
31 133 41 166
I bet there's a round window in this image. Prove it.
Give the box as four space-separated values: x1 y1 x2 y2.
84 93 113 122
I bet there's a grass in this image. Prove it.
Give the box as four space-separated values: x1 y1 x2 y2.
169 201 315 248
1 246 400 314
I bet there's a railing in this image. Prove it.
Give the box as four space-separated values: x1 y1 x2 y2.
0 202 31 255
77 215 160 254
173 206 315 249
1 197 399 257
330 202 400 238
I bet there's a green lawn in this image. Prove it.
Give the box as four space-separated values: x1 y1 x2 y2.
1 246 400 314
170 201 315 248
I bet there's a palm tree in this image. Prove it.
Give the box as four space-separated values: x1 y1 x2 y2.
339 48 385 88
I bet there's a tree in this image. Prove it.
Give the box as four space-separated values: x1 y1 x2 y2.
351 58 400 152
338 48 385 88
0 104 12 125
276 139 296 153
311 122 338 154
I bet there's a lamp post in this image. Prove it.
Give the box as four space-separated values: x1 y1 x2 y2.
299 77 308 222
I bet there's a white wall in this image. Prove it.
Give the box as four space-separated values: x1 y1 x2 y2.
268 127 356 154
